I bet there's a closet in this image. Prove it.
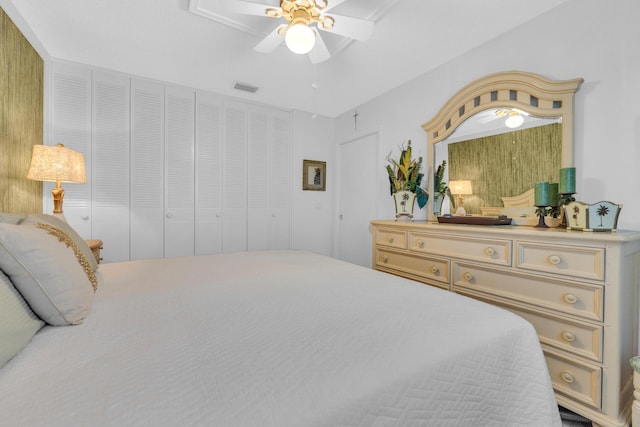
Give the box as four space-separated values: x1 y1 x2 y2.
50 62 291 262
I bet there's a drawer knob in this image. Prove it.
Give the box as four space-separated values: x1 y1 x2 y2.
416 239 424 248
381 255 389 263
560 371 575 384
561 331 577 343
386 235 394 244
484 247 496 257
431 265 439 274
463 272 474 282
548 255 562 265
563 293 578 304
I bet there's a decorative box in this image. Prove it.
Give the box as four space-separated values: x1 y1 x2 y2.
564 200 622 232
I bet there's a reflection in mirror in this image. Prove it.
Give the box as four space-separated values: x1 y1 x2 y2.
422 71 583 221
435 111 562 215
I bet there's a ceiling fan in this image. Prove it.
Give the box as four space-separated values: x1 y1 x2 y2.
222 0 375 63
477 108 528 128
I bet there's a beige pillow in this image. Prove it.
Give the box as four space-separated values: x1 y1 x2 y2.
0 223 95 325
22 214 99 272
0 269 44 368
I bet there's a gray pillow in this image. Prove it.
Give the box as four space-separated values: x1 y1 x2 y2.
0 222 95 325
0 269 44 368
22 214 99 272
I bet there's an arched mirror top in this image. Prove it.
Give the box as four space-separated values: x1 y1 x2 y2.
422 71 583 168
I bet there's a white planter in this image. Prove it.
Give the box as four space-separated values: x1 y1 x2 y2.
393 191 416 220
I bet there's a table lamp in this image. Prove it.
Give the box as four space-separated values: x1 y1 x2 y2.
449 180 472 215
27 144 86 215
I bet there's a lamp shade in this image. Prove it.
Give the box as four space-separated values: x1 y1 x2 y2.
449 180 472 195
27 144 86 184
285 23 316 54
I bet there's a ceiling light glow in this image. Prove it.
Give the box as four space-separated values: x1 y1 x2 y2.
285 23 316 54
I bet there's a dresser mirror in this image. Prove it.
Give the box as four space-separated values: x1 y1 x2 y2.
422 71 583 220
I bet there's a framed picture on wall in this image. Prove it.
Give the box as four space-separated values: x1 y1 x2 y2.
302 159 326 191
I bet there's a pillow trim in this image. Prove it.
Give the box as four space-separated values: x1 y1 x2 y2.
35 222 98 292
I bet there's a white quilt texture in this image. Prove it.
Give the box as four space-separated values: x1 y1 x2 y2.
0 250 561 426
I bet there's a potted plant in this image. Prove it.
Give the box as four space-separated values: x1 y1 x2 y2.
385 140 428 219
433 160 454 214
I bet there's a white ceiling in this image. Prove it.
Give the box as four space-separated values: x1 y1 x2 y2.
3 0 569 117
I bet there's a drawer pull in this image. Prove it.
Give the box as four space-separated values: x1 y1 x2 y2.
463 272 474 282
386 235 394 244
416 239 424 248
484 247 496 257
381 255 389 263
561 331 577 343
563 293 578 304
560 371 575 384
548 255 562 265
430 266 439 274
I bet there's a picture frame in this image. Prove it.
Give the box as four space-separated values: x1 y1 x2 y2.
302 159 326 191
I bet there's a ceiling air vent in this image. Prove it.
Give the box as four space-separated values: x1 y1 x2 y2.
233 82 260 94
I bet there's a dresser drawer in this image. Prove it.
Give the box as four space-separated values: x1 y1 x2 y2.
375 248 449 287
408 232 511 267
543 348 602 409
453 262 603 321
516 241 604 281
456 288 603 362
508 305 603 362
375 228 407 249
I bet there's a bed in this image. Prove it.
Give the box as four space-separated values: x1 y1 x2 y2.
0 214 561 426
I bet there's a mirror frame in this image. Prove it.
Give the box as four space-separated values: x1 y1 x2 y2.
422 71 583 221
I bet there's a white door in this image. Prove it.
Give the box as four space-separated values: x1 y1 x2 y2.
337 132 378 267
51 63 92 237
164 86 195 258
91 71 130 262
194 91 223 255
130 79 164 260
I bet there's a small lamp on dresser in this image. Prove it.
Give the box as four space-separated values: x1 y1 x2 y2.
449 180 472 215
27 143 86 218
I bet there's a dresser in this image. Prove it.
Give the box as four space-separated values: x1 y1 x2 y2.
371 220 640 427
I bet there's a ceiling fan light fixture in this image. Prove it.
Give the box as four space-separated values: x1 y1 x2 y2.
285 23 316 54
319 15 334 30
505 113 524 129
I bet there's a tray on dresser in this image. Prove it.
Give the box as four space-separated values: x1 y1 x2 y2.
437 215 512 225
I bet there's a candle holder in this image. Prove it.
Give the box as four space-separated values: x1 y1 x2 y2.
535 206 549 229
557 192 576 229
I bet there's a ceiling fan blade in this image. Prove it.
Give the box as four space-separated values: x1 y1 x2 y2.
323 0 346 12
308 30 330 64
319 13 374 41
222 0 276 17
254 25 286 53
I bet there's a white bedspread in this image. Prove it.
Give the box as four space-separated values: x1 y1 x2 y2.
0 250 560 426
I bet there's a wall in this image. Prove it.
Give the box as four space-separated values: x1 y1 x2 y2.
291 111 335 256
334 0 640 233
0 7 43 213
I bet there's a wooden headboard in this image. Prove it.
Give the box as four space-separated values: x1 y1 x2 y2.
0 7 44 214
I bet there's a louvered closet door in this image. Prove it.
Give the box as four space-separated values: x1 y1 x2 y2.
247 106 270 251
130 79 164 260
269 110 291 249
222 102 248 253
164 86 195 258
195 92 223 255
91 71 130 262
51 63 91 237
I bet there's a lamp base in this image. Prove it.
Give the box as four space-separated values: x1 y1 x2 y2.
51 183 64 214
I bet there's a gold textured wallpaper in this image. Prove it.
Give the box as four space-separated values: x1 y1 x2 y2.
449 123 561 214
0 7 43 213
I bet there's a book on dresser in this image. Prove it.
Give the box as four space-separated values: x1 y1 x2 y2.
371 219 640 427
